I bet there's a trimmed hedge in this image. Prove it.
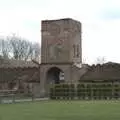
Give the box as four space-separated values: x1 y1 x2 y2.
49 84 75 100
49 83 120 100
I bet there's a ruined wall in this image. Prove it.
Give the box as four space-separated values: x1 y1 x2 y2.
80 63 120 81
0 67 39 90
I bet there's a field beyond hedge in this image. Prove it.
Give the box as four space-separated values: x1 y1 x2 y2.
0 101 120 120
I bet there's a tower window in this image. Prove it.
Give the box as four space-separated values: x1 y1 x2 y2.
73 45 76 57
76 45 79 57
73 44 79 58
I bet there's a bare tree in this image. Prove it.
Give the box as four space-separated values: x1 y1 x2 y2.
9 35 41 61
95 56 106 65
82 57 87 64
0 34 41 62
31 43 41 62
0 38 11 59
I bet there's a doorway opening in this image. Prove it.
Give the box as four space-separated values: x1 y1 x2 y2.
46 67 64 84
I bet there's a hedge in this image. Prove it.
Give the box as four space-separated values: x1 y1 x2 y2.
49 83 120 100
49 84 75 100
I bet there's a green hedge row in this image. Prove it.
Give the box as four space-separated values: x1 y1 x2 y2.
49 83 120 100
77 84 113 99
49 84 75 99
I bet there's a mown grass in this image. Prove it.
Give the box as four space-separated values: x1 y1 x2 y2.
0 100 120 120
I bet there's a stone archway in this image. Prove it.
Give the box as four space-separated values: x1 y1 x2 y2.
45 67 64 95
46 67 64 84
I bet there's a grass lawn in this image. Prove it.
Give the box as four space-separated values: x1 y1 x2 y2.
0 100 120 120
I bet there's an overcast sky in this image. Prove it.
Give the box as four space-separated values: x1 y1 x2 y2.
0 0 120 64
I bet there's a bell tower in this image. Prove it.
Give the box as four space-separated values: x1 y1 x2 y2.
40 18 82 96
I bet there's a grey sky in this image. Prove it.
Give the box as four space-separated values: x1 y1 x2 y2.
0 0 120 64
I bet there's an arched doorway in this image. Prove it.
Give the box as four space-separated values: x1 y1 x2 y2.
45 67 64 95
46 67 64 84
